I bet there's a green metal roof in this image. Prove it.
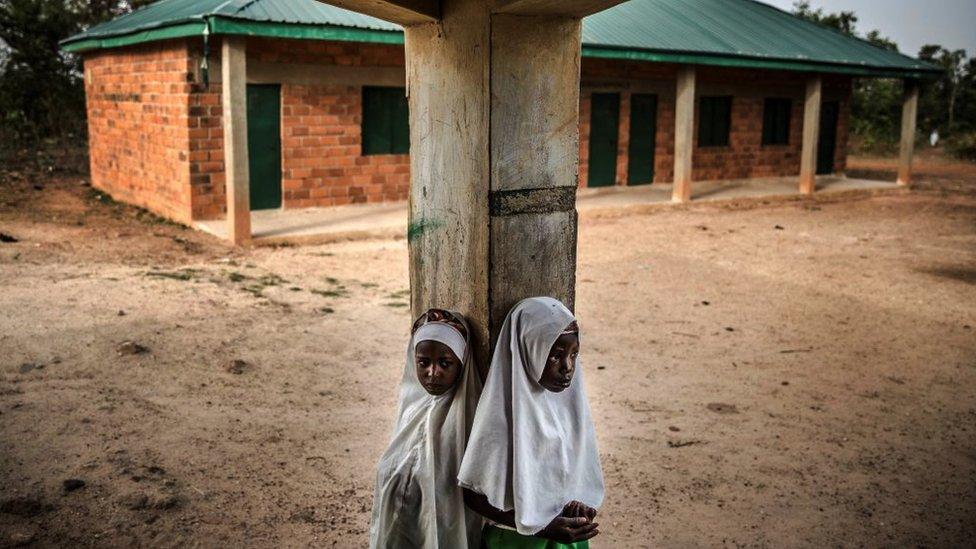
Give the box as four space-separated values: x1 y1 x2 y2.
62 0 940 78
61 0 403 52
582 0 939 77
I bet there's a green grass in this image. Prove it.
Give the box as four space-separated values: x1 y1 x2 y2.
387 289 410 300
256 274 288 287
145 269 200 281
311 288 348 298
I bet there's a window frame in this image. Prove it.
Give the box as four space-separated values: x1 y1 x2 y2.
761 97 793 146
361 86 410 156
697 95 733 148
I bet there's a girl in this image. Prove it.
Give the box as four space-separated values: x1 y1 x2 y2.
370 309 483 548
458 297 604 548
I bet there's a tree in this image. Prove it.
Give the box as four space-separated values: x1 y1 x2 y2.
792 1 906 151
792 1 857 36
0 0 146 144
918 45 968 134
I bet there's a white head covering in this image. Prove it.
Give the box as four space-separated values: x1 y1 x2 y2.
369 312 483 549
457 297 604 535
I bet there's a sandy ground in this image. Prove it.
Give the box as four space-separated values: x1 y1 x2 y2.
1 157 975 548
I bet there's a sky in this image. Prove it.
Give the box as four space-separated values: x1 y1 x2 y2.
764 0 976 57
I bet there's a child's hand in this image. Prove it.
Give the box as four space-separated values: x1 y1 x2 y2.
562 500 598 521
538 516 600 543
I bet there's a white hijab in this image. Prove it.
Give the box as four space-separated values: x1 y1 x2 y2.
457 297 604 535
369 312 483 548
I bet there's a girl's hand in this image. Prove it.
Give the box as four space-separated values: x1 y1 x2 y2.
538 516 600 543
562 500 598 521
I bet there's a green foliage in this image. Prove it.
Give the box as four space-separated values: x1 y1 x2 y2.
791 1 858 36
918 45 972 136
793 2 974 154
850 78 902 154
0 0 150 154
945 133 976 162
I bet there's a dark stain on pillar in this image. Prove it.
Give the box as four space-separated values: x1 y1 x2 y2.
489 186 576 217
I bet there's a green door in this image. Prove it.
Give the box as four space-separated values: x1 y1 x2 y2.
817 101 839 175
247 84 282 210
627 94 657 185
587 93 620 187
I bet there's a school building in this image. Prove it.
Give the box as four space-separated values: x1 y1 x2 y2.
63 0 938 237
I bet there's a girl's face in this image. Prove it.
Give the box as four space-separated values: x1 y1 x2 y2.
539 332 580 393
415 340 462 395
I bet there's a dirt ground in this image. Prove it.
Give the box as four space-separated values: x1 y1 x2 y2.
1 156 974 548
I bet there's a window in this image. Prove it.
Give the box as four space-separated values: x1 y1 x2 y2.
697 96 732 147
362 86 409 155
762 98 792 146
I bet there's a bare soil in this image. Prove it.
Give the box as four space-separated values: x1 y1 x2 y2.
1 158 974 548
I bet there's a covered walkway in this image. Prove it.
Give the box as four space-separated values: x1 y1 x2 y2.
195 175 901 245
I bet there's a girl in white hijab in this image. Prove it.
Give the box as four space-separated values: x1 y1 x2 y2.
458 297 604 548
369 309 484 548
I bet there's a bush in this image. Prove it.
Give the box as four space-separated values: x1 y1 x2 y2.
945 133 976 162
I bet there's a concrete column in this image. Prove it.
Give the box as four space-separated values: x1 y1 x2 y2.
616 92 631 186
404 1 583 370
319 0 621 371
221 36 251 245
897 80 920 187
799 75 822 195
672 65 696 203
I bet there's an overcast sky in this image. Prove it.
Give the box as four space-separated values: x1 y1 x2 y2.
764 0 976 57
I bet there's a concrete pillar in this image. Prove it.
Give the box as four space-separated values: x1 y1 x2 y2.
403 1 587 370
897 80 920 187
221 36 251 245
799 75 822 196
319 0 621 370
616 92 631 186
672 65 696 203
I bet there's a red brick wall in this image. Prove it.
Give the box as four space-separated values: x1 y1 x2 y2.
82 39 853 224
83 40 194 223
279 83 409 207
184 38 409 219
186 80 224 220
578 59 852 188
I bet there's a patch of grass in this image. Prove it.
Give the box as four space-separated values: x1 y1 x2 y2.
319 307 335 314
360 282 379 289
134 207 185 228
86 188 122 207
311 288 348 298
242 285 265 298
324 276 340 285
228 272 247 283
311 252 335 257
387 289 410 300
289 287 303 292
256 274 288 287
145 268 200 281
384 302 409 308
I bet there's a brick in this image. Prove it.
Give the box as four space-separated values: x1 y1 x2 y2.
85 37 850 220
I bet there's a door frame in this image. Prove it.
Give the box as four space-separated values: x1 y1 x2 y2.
246 83 283 211
587 92 621 188
816 100 839 176
627 93 658 185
